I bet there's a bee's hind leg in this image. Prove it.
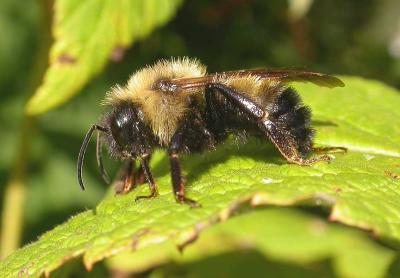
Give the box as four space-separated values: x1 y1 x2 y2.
261 119 332 166
205 83 330 166
259 87 337 166
204 83 341 166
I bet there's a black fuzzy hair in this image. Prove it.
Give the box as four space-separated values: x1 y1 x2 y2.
270 87 314 156
99 101 157 160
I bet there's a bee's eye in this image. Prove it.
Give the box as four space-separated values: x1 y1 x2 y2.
110 111 134 148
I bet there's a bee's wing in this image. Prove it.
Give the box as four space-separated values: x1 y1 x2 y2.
222 69 345 88
167 69 344 90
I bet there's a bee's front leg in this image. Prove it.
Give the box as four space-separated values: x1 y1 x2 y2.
114 160 134 194
135 154 159 201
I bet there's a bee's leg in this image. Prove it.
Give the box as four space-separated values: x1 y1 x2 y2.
206 83 265 122
123 160 135 193
261 120 331 165
259 88 331 166
134 154 151 185
114 160 135 194
206 84 330 166
170 152 200 208
169 131 201 208
135 154 159 201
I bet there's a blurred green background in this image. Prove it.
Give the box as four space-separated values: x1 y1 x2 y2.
1 0 399 276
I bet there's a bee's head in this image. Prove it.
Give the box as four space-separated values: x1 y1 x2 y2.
77 101 155 190
103 102 156 159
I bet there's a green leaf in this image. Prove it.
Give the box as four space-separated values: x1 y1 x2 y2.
109 208 393 278
26 0 182 115
1 77 399 276
301 76 400 156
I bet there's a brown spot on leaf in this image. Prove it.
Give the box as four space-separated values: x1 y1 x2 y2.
131 228 151 250
384 171 400 180
335 187 342 193
18 262 34 277
18 268 28 277
110 46 126 62
58 54 76 64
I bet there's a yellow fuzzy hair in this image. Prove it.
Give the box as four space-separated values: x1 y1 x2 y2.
104 57 207 146
216 74 285 107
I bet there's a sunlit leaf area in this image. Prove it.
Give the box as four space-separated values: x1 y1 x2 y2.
1 1 400 277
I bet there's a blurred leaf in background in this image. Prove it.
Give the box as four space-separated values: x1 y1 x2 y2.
0 1 39 168
26 0 183 115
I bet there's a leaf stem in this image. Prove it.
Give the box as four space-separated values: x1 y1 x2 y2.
0 118 34 259
0 0 51 259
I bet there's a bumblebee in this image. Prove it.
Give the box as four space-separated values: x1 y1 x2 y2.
77 58 344 207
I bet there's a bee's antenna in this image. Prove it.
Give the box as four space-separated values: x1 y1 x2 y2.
96 131 111 184
77 124 108 191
